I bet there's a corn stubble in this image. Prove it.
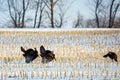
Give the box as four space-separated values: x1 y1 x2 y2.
0 29 120 79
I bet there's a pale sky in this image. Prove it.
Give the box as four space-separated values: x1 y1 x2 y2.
63 0 93 28
68 0 93 19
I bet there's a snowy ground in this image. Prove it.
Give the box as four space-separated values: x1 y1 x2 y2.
0 29 120 80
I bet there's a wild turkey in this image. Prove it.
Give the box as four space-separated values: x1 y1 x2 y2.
40 45 56 63
21 46 38 63
103 51 118 62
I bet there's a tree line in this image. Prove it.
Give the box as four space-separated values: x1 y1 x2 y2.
88 0 120 28
0 0 120 28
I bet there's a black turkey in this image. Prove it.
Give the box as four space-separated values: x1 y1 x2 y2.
103 51 117 62
40 45 56 63
21 46 38 63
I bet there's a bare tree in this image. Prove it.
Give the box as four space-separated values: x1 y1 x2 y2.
89 0 105 28
108 0 120 28
55 0 73 28
37 0 46 28
43 0 60 28
33 0 46 28
89 0 120 28
7 0 17 27
54 0 64 28
93 0 103 28
72 11 84 28
7 0 30 28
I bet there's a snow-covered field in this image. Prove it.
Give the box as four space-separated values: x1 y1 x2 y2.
0 29 120 80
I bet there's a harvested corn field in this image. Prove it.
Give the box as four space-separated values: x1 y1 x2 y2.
0 29 120 80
